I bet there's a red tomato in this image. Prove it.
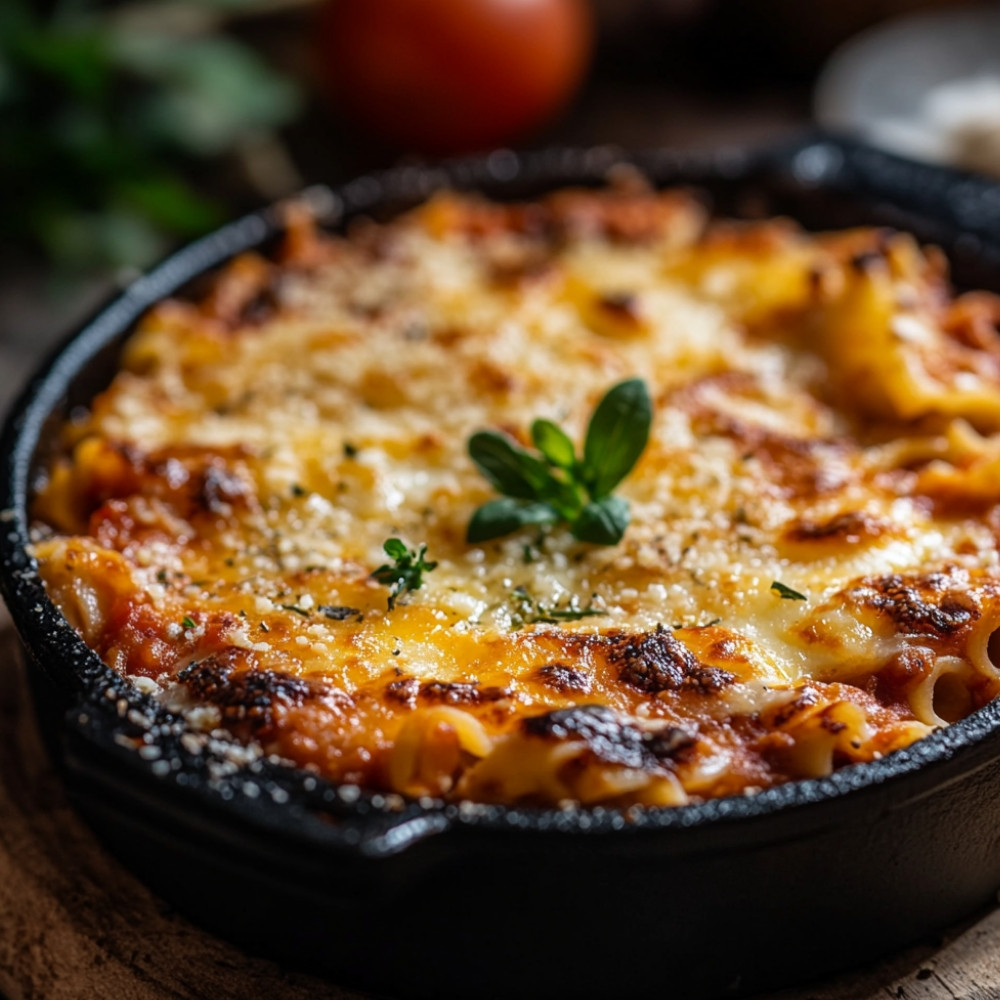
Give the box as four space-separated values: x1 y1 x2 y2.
316 0 593 155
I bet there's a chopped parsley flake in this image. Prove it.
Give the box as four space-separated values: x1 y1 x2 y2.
771 581 807 601
319 605 361 621
508 587 606 628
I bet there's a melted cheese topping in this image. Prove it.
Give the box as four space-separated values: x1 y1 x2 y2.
30 187 1000 808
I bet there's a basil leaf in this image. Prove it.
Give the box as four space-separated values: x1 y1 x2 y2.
531 419 576 470
571 495 629 545
581 378 652 498
383 537 408 560
468 431 553 501
467 498 557 544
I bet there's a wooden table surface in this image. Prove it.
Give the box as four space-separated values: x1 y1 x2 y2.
2 621 1000 999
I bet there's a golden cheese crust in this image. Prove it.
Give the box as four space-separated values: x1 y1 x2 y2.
30 183 1000 808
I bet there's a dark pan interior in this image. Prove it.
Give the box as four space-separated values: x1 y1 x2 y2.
5 134 1000 999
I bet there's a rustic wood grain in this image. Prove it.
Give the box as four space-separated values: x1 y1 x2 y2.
1 623 999 1000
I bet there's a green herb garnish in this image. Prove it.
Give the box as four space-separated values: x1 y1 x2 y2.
771 581 807 601
318 605 361 621
372 538 437 611
0 1 301 274
509 586 607 627
467 378 652 546
181 616 196 629
280 603 311 618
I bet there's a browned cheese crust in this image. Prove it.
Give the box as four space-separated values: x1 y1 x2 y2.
29 183 1000 808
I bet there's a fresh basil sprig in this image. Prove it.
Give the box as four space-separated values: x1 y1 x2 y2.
372 538 437 611
467 378 652 546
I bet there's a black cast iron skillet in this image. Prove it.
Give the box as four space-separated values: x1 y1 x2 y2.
5 135 1000 1000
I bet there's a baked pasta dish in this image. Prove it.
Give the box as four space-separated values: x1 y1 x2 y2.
30 182 1000 809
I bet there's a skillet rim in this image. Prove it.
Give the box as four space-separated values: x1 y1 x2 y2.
5 132 1000 855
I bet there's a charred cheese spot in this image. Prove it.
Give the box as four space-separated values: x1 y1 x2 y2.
178 657 311 735
522 705 696 772
784 512 888 546
536 663 593 694
419 681 513 705
853 572 982 638
606 626 736 695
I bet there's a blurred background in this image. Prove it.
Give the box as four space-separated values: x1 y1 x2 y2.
1 0 999 414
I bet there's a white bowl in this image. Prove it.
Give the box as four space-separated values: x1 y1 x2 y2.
816 5 1000 176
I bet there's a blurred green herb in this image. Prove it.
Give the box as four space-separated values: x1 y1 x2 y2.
467 378 653 546
0 0 301 272
371 538 438 611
